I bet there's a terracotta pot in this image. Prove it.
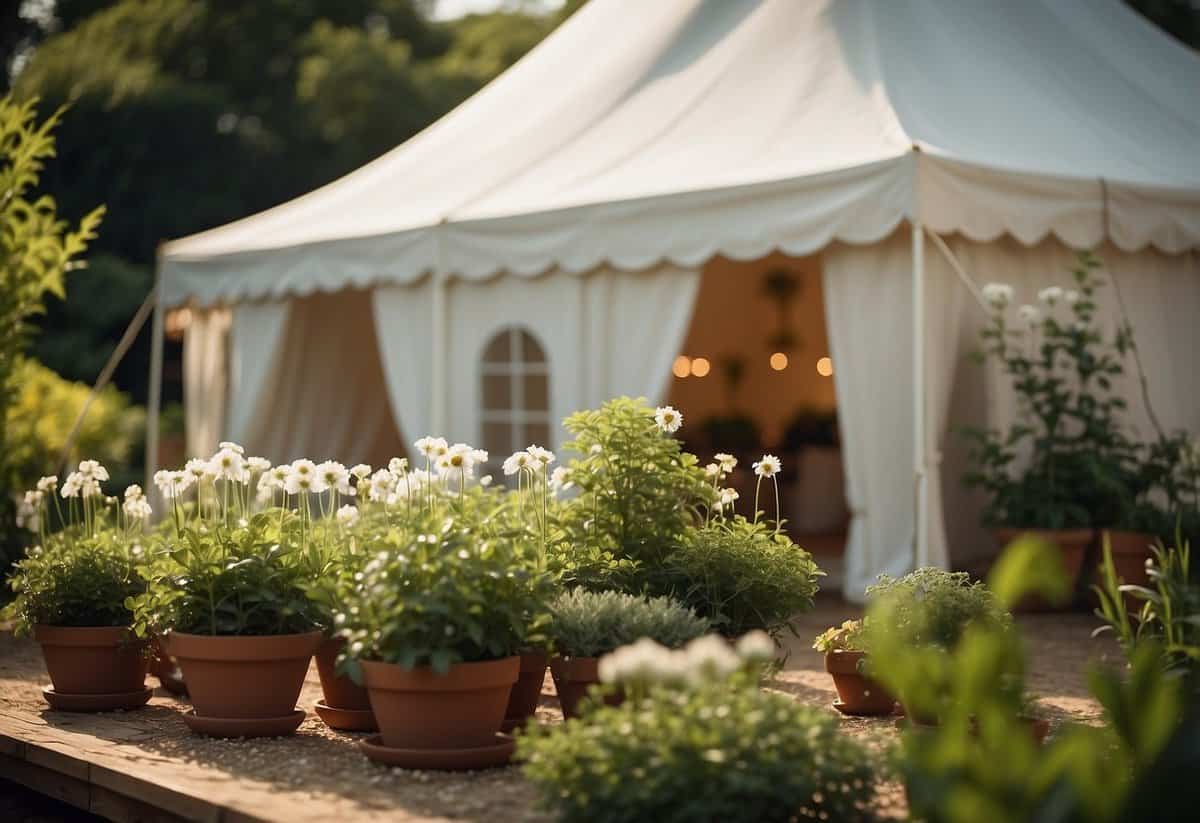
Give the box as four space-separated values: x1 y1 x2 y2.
503 651 549 730
167 631 321 719
993 527 1093 611
362 656 518 750
549 656 623 719
315 636 372 711
34 626 147 695
824 651 894 716
1099 530 1155 591
149 636 187 696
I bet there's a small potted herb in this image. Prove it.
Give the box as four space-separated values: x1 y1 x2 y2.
8 466 151 711
129 449 322 738
812 618 894 716
546 589 709 718
336 515 553 769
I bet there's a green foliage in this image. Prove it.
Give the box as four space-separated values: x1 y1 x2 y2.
962 255 1144 529
557 397 713 573
661 516 821 639
517 673 878 823
548 589 709 658
865 567 1011 654
7 527 144 634
127 510 321 637
1094 534 1200 692
5 357 144 492
813 618 868 654
336 517 553 676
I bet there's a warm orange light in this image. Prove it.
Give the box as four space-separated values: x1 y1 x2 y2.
816 356 834 377
672 355 692 378
691 357 711 377
769 352 788 371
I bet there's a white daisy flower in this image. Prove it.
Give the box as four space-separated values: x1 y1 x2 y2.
414 437 447 459
502 451 533 476
317 461 352 495
335 505 359 526
284 471 322 496
210 448 248 482
219 441 245 455
368 469 395 502
77 459 109 481
704 463 720 478
470 448 489 465
184 457 211 483
36 475 58 493
1063 289 1081 305
247 456 271 474
388 457 409 474
81 477 103 498
683 635 741 684
153 470 191 499
654 405 682 434
124 484 144 501
479 475 493 487
61 472 83 498
549 466 572 492
753 454 782 478
267 465 289 489
349 463 372 480
526 445 555 466
981 282 1014 309
1037 286 1063 306
714 453 737 472
1017 304 1041 325
735 630 775 663
123 496 153 521
719 488 739 507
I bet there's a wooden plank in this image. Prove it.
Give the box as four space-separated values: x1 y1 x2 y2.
0 751 91 811
91 761 222 823
89 782 191 823
25 741 90 781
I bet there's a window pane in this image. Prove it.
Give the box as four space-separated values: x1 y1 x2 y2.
482 374 511 410
522 421 551 448
483 422 512 456
519 330 545 363
483 332 511 363
523 373 549 410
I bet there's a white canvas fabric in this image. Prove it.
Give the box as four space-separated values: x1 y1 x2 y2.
373 281 435 448
182 308 230 458
227 300 290 446
159 0 1200 307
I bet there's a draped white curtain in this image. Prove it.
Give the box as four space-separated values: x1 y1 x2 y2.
373 280 434 449
227 300 290 446
182 307 231 459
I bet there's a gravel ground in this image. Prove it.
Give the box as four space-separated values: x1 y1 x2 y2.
0 595 1118 822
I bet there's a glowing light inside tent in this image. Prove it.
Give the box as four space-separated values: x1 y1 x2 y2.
673 356 692 378
769 352 788 371
816 356 834 377
691 357 711 377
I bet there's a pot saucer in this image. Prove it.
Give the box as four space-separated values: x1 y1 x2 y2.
183 709 305 738
42 686 152 713
359 733 515 770
831 699 896 718
314 700 377 732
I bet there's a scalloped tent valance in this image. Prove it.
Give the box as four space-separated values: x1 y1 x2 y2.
159 0 1200 308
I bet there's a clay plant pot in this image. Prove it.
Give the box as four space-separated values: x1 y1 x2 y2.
824 651 894 716
149 636 187 697
549 656 623 720
168 630 320 736
314 636 377 731
361 656 519 750
1099 530 1155 592
502 651 549 732
34 626 149 710
993 527 1094 612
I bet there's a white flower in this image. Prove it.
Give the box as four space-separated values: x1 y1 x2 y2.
442 443 479 474
61 472 83 498
36 475 58 493
753 454 782 478
705 463 720 478
981 282 1014 309
599 638 684 686
526 445 555 466
683 635 741 684
654 405 682 434
719 488 739 507
123 496 153 521
77 459 109 481
414 437 447 460
1017 304 1041 325
23 489 44 508
185 457 212 482
335 505 360 526
81 478 103 499
368 469 395 502
502 451 533 476
349 463 372 480
290 458 316 479
124 484 144 501
714 453 737 472
735 630 775 663
317 460 353 495
247 456 271 474
549 466 572 492
1064 289 1081 305
388 457 409 474
265 465 289 489
153 469 191 499
1037 286 1064 306
219 441 245 455
479 475 493 487
470 448 489 465
210 448 248 482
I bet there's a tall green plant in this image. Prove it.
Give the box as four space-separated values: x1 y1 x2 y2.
0 96 103 549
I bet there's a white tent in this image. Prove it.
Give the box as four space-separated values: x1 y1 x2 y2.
155 0 1200 599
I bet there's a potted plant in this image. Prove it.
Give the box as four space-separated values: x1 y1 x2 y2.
335 505 553 770
812 619 894 716
128 450 322 738
546 589 709 719
7 466 151 711
964 255 1146 608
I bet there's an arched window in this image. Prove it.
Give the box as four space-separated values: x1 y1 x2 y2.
480 327 551 464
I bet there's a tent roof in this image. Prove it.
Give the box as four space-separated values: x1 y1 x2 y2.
162 0 1200 306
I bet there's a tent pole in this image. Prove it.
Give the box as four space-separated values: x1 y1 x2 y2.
431 223 448 435
911 218 928 569
145 264 165 511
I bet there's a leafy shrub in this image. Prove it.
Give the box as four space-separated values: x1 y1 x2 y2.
336 518 553 676
7 528 144 634
813 618 868 654
128 511 320 637
548 589 709 658
661 517 821 639
556 397 713 572
517 672 877 823
865 567 1011 653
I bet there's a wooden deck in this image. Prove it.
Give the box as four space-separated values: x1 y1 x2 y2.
0 598 1116 822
